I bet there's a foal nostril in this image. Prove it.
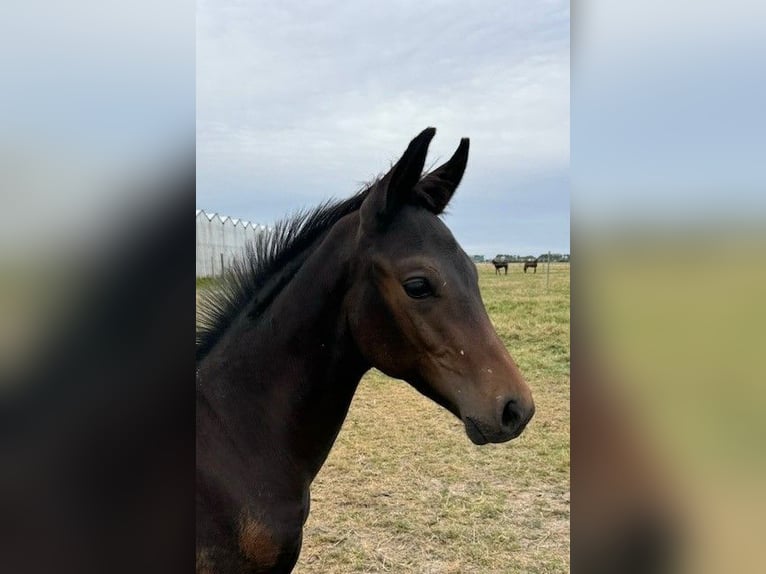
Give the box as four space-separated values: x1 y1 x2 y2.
502 400 520 430
500 398 534 437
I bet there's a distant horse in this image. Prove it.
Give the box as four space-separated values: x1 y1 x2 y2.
196 128 535 573
492 257 508 275
523 259 538 273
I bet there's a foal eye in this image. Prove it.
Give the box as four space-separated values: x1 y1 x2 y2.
403 278 433 299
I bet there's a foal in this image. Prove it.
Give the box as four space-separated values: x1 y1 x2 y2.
196 128 534 573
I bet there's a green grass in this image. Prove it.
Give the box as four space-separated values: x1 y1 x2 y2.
197 262 570 573
196 276 219 289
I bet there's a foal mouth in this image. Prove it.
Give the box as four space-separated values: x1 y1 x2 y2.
463 416 528 445
464 417 490 445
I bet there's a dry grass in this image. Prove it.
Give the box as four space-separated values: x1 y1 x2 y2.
197 262 570 573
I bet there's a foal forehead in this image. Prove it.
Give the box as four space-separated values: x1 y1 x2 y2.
386 207 460 253
376 208 474 277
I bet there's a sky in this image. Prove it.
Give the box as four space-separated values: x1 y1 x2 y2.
2 1 763 260
573 1 766 226
197 0 570 258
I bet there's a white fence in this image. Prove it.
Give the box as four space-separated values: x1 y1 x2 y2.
196 210 270 277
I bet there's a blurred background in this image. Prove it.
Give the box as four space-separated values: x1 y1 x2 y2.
0 2 194 573
0 0 193 383
573 1 766 572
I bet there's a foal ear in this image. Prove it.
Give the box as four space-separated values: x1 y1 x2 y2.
361 127 436 229
414 138 469 214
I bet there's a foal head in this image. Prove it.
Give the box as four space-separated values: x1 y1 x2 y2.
346 128 534 444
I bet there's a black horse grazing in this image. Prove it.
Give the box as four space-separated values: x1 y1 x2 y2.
196 128 535 573
524 259 538 273
492 257 508 275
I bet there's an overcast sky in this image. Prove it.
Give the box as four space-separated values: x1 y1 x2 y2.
197 1 569 257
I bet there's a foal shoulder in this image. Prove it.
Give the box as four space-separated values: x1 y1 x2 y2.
238 511 282 570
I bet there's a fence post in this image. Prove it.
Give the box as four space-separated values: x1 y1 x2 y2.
546 251 551 291
220 253 225 279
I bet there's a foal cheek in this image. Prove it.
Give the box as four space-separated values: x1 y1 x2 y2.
347 285 404 370
351 274 445 376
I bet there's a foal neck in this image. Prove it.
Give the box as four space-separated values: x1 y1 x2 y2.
198 213 368 486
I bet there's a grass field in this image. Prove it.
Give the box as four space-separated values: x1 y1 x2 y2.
198 262 570 573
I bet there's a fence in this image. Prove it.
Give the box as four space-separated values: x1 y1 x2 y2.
196 210 270 277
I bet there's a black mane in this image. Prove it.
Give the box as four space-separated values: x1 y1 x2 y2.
195 165 453 363
196 187 372 362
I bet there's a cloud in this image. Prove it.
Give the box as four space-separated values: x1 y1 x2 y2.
197 0 569 253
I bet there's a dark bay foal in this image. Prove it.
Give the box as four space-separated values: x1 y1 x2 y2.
196 128 534 573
